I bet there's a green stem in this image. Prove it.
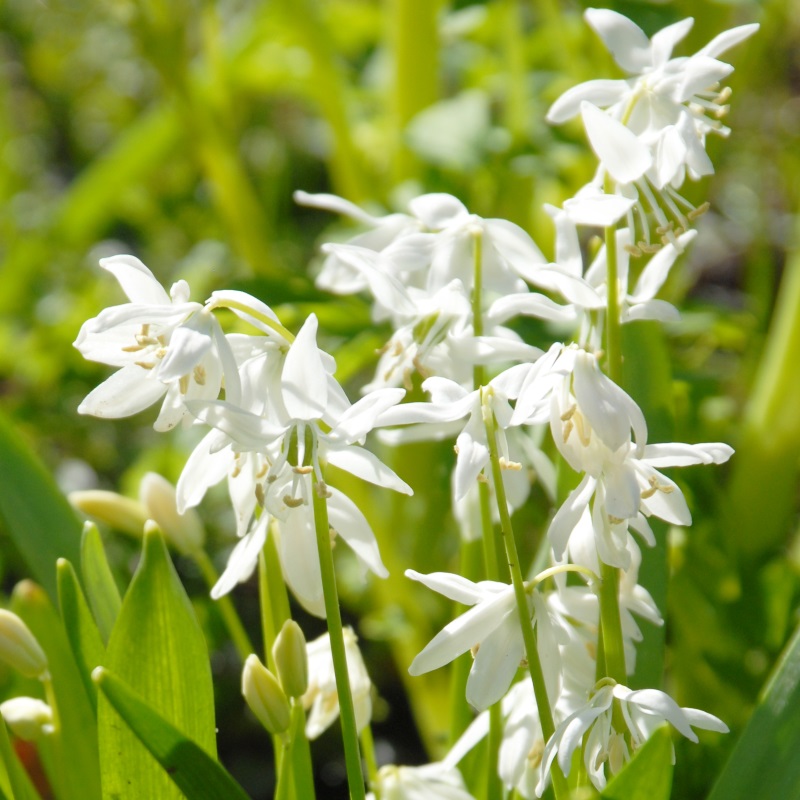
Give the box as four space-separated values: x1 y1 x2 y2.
604 224 623 386
289 701 316 800
311 479 366 800
209 297 295 343
481 390 569 800
360 724 379 791
259 528 292 669
486 702 504 800
194 550 254 661
274 738 292 800
472 229 486 390
599 562 626 684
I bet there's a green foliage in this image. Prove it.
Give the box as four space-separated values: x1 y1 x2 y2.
94 668 250 800
98 529 216 799
0 413 82 602
600 727 673 800
708 619 800 800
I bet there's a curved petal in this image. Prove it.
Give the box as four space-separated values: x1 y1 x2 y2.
547 79 630 123
282 314 328 420
466 611 524 710
696 23 759 59
408 193 469 229
584 8 652 73
78 365 166 419
210 518 267 599
581 102 653 185
325 446 412 494
99 255 170 305
327 488 388 578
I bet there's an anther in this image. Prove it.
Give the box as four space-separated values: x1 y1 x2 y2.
193 365 206 386
687 202 710 221
283 495 304 508
499 457 522 471
624 244 643 258
293 465 314 474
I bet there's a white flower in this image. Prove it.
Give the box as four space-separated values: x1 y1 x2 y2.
182 312 410 609
368 763 475 800
536 348 732 566
548 10 758 186
405 570 558 711
0 697 53 740
75 255 238 431
302 627 372 739
538 681 728 793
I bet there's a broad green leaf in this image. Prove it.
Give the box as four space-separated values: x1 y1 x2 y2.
93 668 249 800
98 529 216 799
0 411 82 601
707 619 800 800
0 717 36 800
79 523 122 645
56 559 106 715
600 726 673 800
11 581 101 800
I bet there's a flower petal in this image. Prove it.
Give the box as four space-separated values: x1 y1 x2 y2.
78 365 166 419
584 8 652 73
99 255 171 305
325 446 412 494
327 489 389 578
282 314 328 420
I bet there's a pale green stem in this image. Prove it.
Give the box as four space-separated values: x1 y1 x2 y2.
472 229 486 387
602 224 631 712
258 528 292 669
43 676 60 734
194 550 254 662
311 479 366 800
289 701 316 800
208 297 295 343
481 390 569 800
274 739 292 800
486 702 503 800
360 724 379 791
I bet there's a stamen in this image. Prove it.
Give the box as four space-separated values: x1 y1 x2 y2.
193 365 206 386
499 457 522 471
283 495 305 508
135 361 155 370
179 375 189 394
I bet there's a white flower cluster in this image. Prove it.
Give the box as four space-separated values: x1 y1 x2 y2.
73 8 754 797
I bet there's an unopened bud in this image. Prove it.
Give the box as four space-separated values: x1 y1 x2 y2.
242 655 290 736
0 611 48 679
140 473 204 554
272 620 308 699
0 697 53 740
69 490 148 537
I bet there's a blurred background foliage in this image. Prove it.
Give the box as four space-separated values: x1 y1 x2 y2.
0 0 798 798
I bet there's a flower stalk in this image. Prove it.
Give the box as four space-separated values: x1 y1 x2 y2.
481 389 569 799
311 477 366 800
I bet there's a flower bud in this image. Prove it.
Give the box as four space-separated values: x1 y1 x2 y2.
242 655 290 736
0 697 53 740
140 472 204 555
69 491 148 537
272 620 308 699
0 611 48 679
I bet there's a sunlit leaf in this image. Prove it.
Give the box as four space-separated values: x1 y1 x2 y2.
11 581 101 800
94 668 249 800
97 529 216 799
79 523 122 645
600 726 673 800
56 559 106 715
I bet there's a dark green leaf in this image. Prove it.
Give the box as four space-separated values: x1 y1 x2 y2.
0 412 82 601
708 619 800 800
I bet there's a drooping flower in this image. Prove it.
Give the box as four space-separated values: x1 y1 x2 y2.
538 681 728 793
74 255 238 431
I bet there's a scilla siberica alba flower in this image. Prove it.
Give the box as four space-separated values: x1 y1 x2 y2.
184 312 411 613
367 763 475 800
548 9 759 189
537 680 728 794
74 255 238 432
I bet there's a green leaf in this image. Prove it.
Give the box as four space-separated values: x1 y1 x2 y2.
0 411 82 601
708 619 800 800
79 523 122 645
98 529 216 799
11 581 101 800
56 559 106 715
0 717 36 800
600 726 673 800
93 668 250 800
